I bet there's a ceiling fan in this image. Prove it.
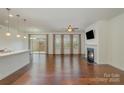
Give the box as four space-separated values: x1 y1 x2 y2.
66 25 79 32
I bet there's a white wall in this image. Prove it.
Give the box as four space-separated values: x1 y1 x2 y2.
0 25 28 51
108 13 124 70
98 21 109 64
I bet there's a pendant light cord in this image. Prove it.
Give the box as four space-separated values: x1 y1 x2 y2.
24 19 26 34
6 8 10 33
16 14 20 34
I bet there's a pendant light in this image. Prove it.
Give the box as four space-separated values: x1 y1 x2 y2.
16 14 21 38
23 19 27 39
5 8 11 36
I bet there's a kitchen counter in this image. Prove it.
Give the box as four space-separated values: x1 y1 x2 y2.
0 50 29 57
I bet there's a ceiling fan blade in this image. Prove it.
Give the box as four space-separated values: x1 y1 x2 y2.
73 28 79 29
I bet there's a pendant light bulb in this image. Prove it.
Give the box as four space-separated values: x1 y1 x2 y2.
6 32 11 36
24 36 27 39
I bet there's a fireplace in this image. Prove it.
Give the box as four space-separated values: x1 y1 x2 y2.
87 48 94 63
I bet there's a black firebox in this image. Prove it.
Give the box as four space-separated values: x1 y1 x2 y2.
87 48 94 63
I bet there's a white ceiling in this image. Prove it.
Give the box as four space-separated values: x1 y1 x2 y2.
0 8 124 33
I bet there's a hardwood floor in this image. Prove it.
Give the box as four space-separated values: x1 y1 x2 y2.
12 54 124 85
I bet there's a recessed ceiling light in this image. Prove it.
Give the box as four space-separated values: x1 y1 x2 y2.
9 14 14 18
16 34 21 38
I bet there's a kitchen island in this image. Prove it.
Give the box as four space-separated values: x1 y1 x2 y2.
0 50 30 84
